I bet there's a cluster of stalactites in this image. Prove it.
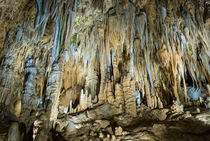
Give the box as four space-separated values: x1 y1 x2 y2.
32 0 209 115
34 0 77 63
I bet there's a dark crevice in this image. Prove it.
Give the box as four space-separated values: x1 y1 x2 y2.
22 124 33 141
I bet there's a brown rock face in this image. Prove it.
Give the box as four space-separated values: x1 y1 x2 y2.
0 0 209 140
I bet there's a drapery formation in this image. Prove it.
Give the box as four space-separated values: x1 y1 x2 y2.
0 0 209 140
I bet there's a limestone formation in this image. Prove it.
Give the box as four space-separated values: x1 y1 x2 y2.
0 0 209 140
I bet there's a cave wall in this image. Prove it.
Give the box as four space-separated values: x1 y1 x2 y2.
0 0 209 140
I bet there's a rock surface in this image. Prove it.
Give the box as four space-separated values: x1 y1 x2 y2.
0 0 209 140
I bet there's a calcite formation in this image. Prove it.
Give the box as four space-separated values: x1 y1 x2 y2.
0 0 209 140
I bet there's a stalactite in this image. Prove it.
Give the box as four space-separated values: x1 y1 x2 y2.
0 0 209 139
144 71 152 109
136 90 141 105
85 61 99 102
145 51 155 96
52 16 61 64
145 0 156 33
13 96 21 118
34 0 51 40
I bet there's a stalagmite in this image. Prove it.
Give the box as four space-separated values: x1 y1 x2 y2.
45 63 63 122
0 0 209 140
115 83 124 107
107 81 115 104
123 74 137 117
78 90 86 111
8 122 20 141
157 96 163 109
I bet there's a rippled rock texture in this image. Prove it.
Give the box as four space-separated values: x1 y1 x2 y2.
0 0 209 140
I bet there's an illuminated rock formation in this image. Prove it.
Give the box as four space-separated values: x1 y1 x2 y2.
0 0 209 140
